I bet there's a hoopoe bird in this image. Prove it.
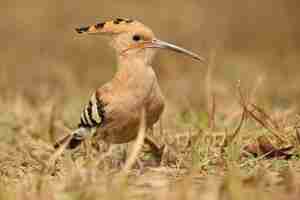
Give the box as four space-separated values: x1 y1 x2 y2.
54 17 205 152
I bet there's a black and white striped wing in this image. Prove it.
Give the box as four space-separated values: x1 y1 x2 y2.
79 92 106 128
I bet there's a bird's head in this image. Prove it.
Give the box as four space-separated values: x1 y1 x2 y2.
76 18 205 64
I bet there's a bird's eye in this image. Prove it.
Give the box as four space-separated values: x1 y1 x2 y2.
132 35 141 41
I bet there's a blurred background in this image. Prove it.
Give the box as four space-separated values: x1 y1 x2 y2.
1 0 300 116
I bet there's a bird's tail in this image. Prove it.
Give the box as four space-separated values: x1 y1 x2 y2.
54 127 91 149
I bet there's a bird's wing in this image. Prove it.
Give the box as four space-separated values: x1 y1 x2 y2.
78 90 107 129
77 83 134 130
54 87 108 149
55 82 148 148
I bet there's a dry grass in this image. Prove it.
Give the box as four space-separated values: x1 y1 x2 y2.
1 82 300 200
1 0 300 199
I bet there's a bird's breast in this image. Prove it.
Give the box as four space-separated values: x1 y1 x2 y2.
144 80 165 127
94 67 164 144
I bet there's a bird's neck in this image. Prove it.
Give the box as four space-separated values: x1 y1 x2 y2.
116 56 150 75
114 56 155 89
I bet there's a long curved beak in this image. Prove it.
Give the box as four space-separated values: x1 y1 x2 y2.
144 39 206 63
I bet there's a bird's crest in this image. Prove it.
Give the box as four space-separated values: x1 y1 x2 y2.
76 17 136 34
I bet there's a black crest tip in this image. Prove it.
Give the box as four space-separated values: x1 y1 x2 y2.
75 26 90 34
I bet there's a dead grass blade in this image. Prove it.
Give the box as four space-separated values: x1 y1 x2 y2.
295 127 300 145
236 80 286 144
236 80 248 108
206 48 217 131
246 107 286 143
208 93 216 131
221 108 246 150
221 81 247 151
122 107 146 173
48 102 57 145
159 118 164 137
250 103 280 130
